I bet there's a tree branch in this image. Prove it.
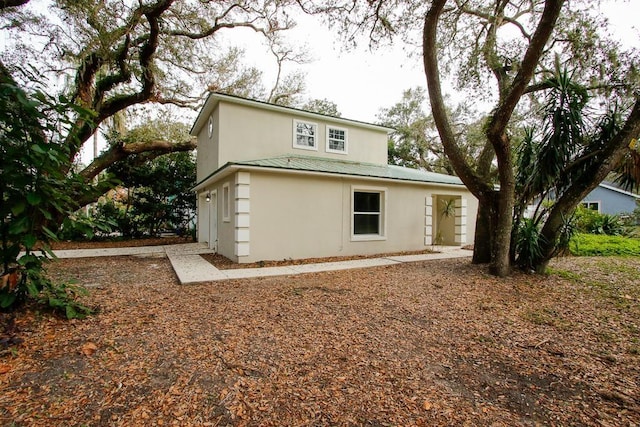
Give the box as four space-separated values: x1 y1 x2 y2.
0 0 29 9
538 97 640 262
487 0 564 139
79 137 197 181
169 21 268 39
423 0 493 198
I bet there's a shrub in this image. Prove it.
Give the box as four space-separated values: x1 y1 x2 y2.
1 67 94 316
59 209 117 241
574 206 624 235
515 218 544 271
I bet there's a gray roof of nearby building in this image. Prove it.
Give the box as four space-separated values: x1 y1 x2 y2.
598 181 640 199
219 155 464 186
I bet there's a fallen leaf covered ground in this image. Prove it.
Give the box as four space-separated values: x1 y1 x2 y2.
1 249 639 426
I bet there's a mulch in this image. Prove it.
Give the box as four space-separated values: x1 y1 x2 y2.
200 249 442 270
50 236 193 250
0 250 639 426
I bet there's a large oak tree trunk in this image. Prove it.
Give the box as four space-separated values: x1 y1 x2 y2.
471 197 494 264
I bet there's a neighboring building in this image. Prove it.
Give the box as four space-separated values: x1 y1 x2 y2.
580 182 639 215
191 93 478 264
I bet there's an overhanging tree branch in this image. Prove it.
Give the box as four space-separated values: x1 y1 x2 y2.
79 137 197 182
423 0 492 197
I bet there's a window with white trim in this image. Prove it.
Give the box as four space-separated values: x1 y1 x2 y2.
352 187 386 240
326 126 348 154
222 183 230 222
293 120 318 150
581 201 600 212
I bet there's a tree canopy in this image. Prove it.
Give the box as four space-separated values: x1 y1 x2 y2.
0 0 307 310
316 0 640 275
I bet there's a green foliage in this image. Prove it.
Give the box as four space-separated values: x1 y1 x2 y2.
1 67 94 314
378 87 484 175
570 233 640 256
512 64 632 271
301 98 341 117
58 209 118 241
574 206 624 236
514 218 544 271
106 150 196 237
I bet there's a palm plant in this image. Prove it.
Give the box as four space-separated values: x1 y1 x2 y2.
511 64 625 271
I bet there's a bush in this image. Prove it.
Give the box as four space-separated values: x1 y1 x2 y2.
1 67 94 315
570 233 640 256
515 218 544 270
574 206 624 235
58 208 118 241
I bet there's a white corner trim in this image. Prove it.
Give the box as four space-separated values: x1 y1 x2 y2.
234 172 251 257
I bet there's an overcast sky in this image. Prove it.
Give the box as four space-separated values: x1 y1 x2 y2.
230 0 640 123
7 1 632 161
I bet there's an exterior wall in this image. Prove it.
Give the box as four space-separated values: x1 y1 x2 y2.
196 108 220 182
195 176 236 258
216 101 388 169
235 171 477 263
583 186 638 215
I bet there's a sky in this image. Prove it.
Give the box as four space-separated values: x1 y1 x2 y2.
2 1 637 161
229 0 640 124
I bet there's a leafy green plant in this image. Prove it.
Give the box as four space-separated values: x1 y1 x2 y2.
1 67 93 315
574 206 624 235
106 150 196 237
59 209 118 241
515 218 544 271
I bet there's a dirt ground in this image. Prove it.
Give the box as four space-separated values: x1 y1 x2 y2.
1 250 639 426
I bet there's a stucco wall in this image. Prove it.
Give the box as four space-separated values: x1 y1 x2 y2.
216 101 388 169
228 170 478 263
196 109 220 182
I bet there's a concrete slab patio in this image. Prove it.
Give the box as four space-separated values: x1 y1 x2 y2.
48 243 472 285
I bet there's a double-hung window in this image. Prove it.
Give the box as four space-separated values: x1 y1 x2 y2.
293 120 318 150
326 126 348 154
352 187 386 240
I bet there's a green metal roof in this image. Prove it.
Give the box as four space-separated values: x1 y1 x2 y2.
227 155 464 186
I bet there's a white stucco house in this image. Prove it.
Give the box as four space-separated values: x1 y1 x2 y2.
191 93 478 264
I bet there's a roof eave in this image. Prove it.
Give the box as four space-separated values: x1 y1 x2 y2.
599 182 640 199
190 92 394 137
193 163 467 192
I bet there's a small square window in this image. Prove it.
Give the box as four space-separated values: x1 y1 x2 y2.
293 120 318 151
326 126 348 154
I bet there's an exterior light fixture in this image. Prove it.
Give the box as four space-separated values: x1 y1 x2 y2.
205 192 211 202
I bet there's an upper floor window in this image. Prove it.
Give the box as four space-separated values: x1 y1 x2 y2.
293 120 318 151
326 126 348 154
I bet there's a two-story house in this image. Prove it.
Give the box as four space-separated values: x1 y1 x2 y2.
191 93 478 263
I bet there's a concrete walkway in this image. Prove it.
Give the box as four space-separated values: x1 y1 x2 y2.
50 243 472 285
